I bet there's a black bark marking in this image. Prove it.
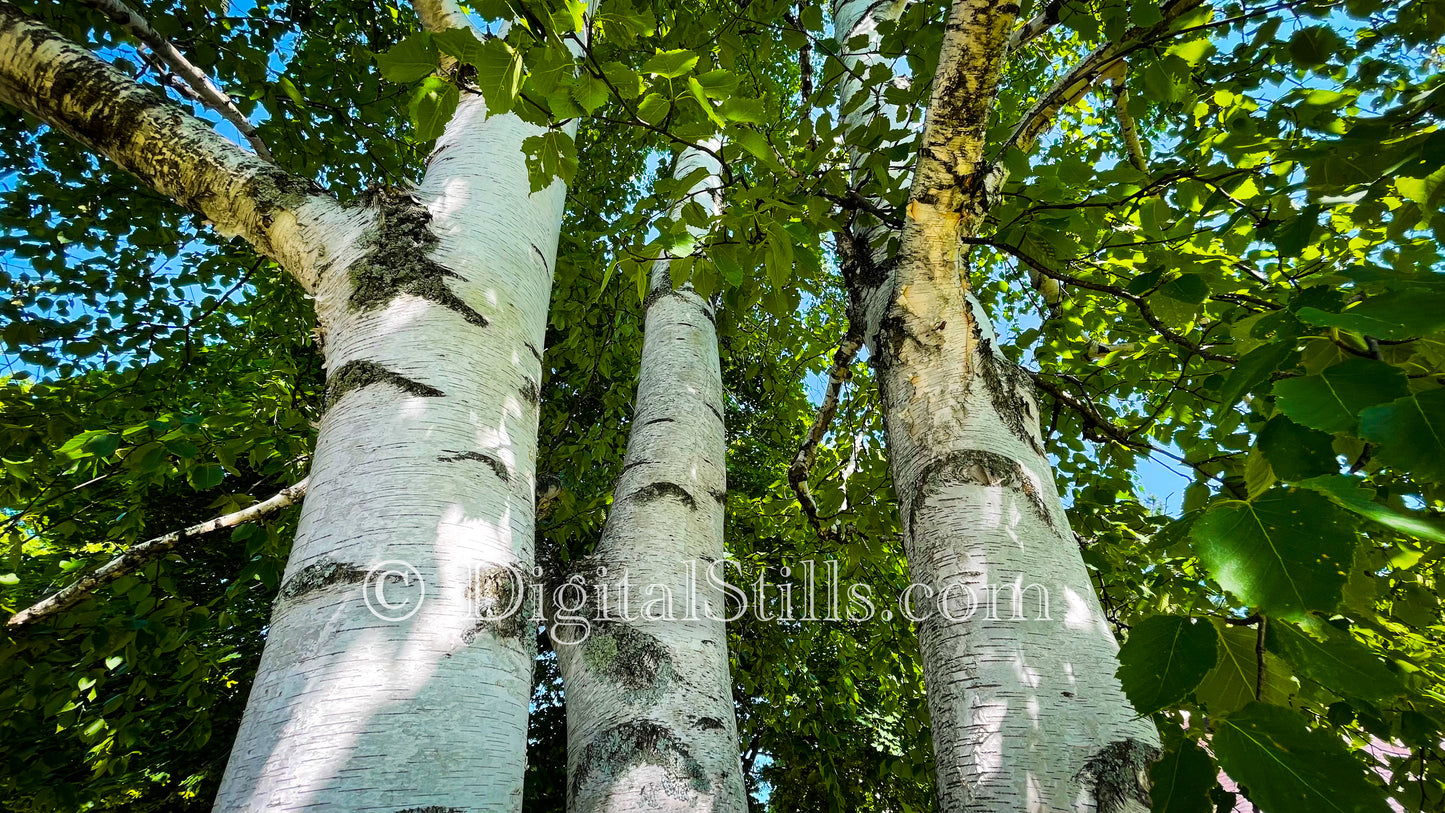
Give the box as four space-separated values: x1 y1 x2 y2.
349 189 488 327
570 721 709 804
707 402 724 425
630 481 698 511
620 459 658 474
438 450 509 483
278 558 366 602
642 284 677 313
525 342 543 362
463 563 530 642
519 376 540 406
327 359 444 404
910 449 1054 532
693 716 724 730
531 242 549 274
1076 739 1160 813
642 417 676 427
393 808 465 813
975 329 1045 454
708 487 727 505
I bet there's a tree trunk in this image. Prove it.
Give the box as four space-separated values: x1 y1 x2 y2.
833 1 1159 810
212 88 573 813
552 147 746 813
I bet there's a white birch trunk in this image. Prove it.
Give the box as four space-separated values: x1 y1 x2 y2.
211 77 577 813
832 1 1159 810
0 2 594 807
552 147 746 813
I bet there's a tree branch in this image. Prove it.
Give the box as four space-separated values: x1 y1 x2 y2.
80 0 272 160
789 326 864 538
7 477 309 630
0 3 352 293
988 0 1205 186
1110 76 1148 171
1009 0 1068 49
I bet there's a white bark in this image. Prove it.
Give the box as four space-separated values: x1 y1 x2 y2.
552 147 745 813
213 39 582 813
833 0 1161 810
0 5 347 293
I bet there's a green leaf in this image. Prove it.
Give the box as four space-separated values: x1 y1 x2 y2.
1190 490 1356 620
1358 388 1445 483
409 78 459 142
1273 206 1320 257
640 49 698 78
376 32 438 83
1194 619 1294 713
636 92 671 124
1258 416 1338 481
732 128 786 172
1150 736 1216 813
687 77 726 127
1287 26 1347 68
1297 290 1445 340
572 73 611 114
431 27 487 65
472 39 524 115
1268 620 1404 702
187 463 225 491
1214 703 1392 813
1298 475 1445 543
720 97 766 124
1272 358 1410 433
1116 615 1219 715
1218 341 1296 407
277 76 305 107
522 130 578 193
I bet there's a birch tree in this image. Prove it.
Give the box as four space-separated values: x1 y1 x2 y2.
550 144 747 812
0 0 584 808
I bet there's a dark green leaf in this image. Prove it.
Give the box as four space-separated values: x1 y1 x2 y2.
1214 703 1392 813
1358 388 1445 483
1191 490 1356 620
1116 615 1219 715
1272 358 1409 433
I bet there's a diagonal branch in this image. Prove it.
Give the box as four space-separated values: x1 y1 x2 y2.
1110 76 1149 171
80 0 272 160
989 0 1205 182
7 477 309 630
0 3 352 293
1009 0 1069 49
789 325 864 538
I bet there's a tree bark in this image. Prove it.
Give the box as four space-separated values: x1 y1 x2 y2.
834 0 1160 810
208 79 578 807
552 147 746 812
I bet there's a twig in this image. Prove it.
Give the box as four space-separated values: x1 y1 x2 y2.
1254 616 1268 700
80 0 272 160
7 477 309 629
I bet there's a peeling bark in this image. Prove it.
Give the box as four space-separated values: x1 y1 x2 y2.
553 147 745 813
